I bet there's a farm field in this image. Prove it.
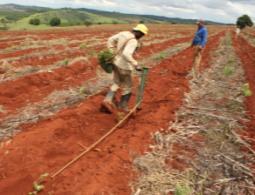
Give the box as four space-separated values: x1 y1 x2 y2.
0 24 255 194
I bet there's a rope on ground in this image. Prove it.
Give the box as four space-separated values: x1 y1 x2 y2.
51 102 141 178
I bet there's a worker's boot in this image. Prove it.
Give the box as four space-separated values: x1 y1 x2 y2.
118 93 132 112
115 93 132 122
101 90 117 113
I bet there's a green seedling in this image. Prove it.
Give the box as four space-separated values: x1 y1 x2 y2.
79 86 86 94
33 182 44 191
38 173 49 181
242 83 253 97
227 59 235 65
28 173 49 195
223 66 234 76
64 59 69 66
80 43 87 49
155 52 167 60
174 183 192 195
226 38 232 46
28 192 37 195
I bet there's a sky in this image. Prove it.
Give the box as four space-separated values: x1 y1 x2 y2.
1 0 255 24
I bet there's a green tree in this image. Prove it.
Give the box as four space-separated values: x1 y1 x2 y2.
29 18 41 26
50 17 61 26
0 18 8 30
84 20 92 27
236 15 253 29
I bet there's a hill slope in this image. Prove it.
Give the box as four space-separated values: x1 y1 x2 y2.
79 8 221 25
16 9 126 27
0 3 223 30
0 3 50 21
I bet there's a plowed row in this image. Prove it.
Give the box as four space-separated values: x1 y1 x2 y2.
233 34 255 159
0 28 225 120
0 37 194 119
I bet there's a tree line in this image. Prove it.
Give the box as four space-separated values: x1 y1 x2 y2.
29 17 61 26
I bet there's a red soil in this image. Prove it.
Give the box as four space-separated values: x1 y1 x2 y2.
0 41 22 50
0 30 115 57
0 58 97 118
0 32 224 195
137 36 192 57
0 35 106 60
232 35 255 152
11 48 86 68
0 47 48 59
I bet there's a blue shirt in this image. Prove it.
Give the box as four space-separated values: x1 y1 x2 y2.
192 26 208 48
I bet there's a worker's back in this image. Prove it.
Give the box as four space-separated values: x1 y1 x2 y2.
107 31 138 70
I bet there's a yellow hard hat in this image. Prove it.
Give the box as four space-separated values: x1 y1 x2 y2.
133 24 149 35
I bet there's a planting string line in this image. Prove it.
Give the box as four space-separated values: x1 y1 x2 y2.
51 102 141 178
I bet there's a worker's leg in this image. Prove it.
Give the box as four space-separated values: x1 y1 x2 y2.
195 49 202 75
110 65 121 93
102 66 120 113
193 46 202 79
118 69 132 112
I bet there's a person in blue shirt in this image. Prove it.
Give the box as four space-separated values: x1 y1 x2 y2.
191 20 208 79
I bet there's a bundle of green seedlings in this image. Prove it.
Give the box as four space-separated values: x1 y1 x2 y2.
98 49 115 73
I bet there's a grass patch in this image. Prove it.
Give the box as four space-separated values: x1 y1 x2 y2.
80 43 87 49
223 65 234 76
7 9 127 30
155 52 167 60
63 59 69 66
175 182 192 195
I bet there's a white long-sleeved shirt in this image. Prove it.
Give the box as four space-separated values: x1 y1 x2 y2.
107 31 138 70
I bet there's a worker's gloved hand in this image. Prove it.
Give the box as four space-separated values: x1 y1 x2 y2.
135 65 143 71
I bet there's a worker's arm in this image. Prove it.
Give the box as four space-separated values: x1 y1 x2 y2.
191 30 198 46
122 39 138 67
107 33 120 51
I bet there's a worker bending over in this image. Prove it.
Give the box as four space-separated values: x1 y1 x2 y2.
101 24 149 113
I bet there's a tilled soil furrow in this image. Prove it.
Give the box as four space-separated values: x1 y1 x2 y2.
0 42 190 140
2 35 191 69
0 36 194 119
0 30 189 59
233 33 255 155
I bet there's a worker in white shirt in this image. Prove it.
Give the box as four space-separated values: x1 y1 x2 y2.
101 24 149 113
